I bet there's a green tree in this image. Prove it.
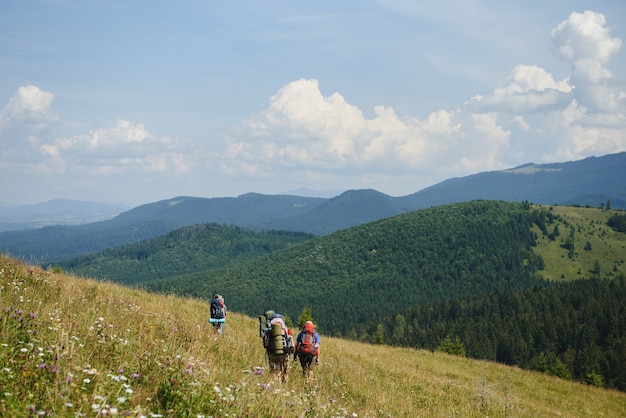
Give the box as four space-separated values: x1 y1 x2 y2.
296 307 315 329
437 336 466 357
593 260 601 275
586 371 605 388
392 314 406 344
374 323 385 345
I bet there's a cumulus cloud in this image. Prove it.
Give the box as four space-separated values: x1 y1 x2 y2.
0 85 60 166
227 10 625 190
0 85 57 126
2 10 625 203
0 86 196 178
551 10 624 112
468 65 572 113
39 119 195 176
551 11 621 77
230 79 465 177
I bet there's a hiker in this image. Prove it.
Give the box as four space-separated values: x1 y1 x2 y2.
259 310 293 382
209 293 226 335
294 320 320 381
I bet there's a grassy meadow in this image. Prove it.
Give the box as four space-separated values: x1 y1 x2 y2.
2 254 625 417
533 205 626 281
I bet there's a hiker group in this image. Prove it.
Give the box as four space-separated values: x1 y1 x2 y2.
208 294 321 382
259 310 320 382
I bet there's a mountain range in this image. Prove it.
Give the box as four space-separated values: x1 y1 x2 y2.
0 198 128 231
1 152 624 263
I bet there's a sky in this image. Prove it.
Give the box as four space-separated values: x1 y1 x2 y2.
1 1 625 207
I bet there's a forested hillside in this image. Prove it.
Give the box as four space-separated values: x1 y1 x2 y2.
58 223 314 284
51 200 626 391
143 201 542 331
359 275 626 391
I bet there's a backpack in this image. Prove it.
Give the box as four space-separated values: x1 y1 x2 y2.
299 328 315 355
210 298 224 319
270 321 287 354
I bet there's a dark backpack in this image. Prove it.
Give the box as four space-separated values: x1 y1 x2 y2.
300 329 315 355
210 298 224 319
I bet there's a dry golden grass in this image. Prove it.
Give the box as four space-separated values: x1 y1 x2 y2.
1 254 625 417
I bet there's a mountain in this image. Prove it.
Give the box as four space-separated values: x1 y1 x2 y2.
261 189 412 235
71 201 625 391
143 200 542 332
1 152 625 263
57 223 314 284
399 152 626 209
0 194 325 262
0 198 127 232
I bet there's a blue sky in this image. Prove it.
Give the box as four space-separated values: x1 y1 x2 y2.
1 1 625 207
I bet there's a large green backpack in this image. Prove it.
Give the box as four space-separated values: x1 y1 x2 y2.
270 322 287 355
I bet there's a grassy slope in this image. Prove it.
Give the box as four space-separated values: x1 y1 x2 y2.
533 205 626 281
1 255 624 417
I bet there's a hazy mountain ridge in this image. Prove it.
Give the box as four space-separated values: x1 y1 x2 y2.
1 152 624 262
0 198 127 231
398 152 626 209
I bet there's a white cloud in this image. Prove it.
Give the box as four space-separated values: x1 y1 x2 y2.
40 119 195 176
230 79 467 178
0 86 60 166
0 85 57 125
0 85 197 180
2 7 625 205
551 10 625 112
551 11 622 74
228 11 625 186
468 65 572 113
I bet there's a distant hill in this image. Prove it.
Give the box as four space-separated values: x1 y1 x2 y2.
58 223 314 284
1 152 625 262
0 199 127 232
399 152 626 209
0 194 325 262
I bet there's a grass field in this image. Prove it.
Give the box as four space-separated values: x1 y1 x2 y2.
532 205 626 281
2 254 625 416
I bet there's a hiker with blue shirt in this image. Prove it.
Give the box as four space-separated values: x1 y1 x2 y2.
209 293 226 335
